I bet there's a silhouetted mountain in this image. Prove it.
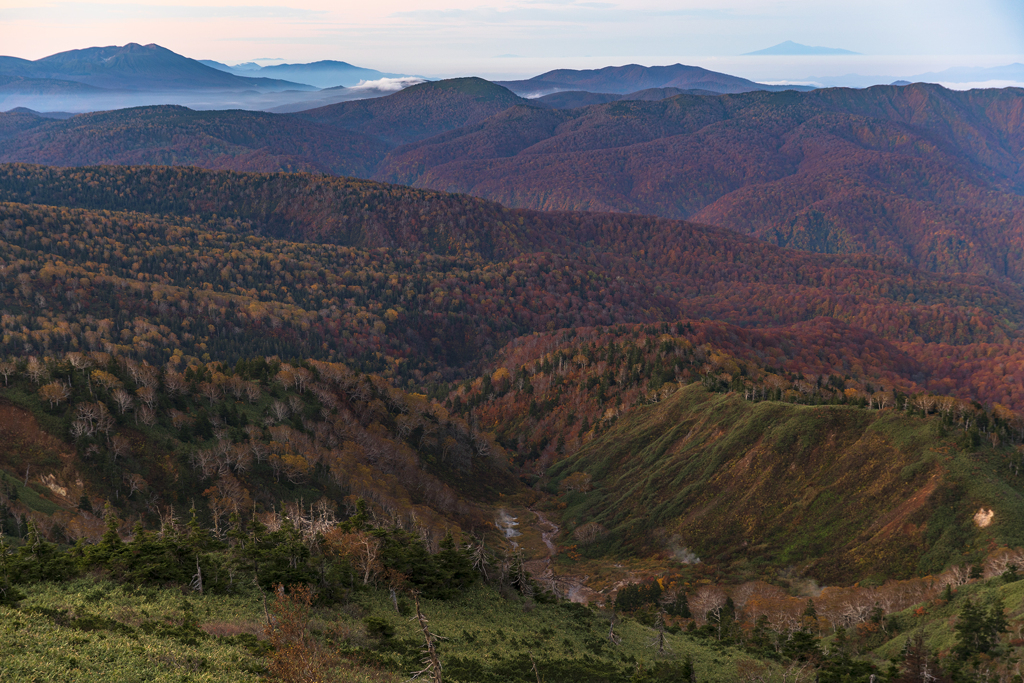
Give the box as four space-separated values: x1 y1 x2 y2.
0 75 105 95
496 63 815 96
201 58 416 89
0 77 529 166
298 77 536 145
0 105 388 176
0 44 340 112
4 107 74 119
0 75 109 113
0 43 313 92
264 79 429 114
908 62 1024 84
744 40 860 56
0 108 53 141
807 63 1024 90
257 61 410 89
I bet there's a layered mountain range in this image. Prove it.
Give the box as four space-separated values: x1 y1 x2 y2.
199 58 411 89
0 43 311 92
2 79 1022 287
1 45 1023 586
4 40 1024 683
0 43 424 113
0 44 810 114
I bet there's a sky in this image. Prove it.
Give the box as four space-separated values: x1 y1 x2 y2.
1 0 1022 81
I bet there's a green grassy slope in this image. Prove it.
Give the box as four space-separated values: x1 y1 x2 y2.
0 578 772 683
549 384 1024 584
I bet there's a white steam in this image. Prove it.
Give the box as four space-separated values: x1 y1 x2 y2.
348 77 425 92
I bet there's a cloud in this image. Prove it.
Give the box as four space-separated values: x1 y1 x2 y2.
348 76 426 91
0 2 326 22
939 80 1024 90
388 2 733 26
390 3 612 23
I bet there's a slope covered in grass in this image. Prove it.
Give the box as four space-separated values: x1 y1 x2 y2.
549 384 1024 584
0 577 771 683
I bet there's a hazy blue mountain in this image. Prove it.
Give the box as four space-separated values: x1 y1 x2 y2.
199 60 263 73
744 41 860 56
5 107 75 119
0 44 314 92
908 63 1024 83
198 59 237 72
200 59 414 89
259 61 411 88
0 44 384 112
803 63 1024 90
0 75 105 95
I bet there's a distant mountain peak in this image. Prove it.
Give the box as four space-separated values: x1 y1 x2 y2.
0 43 316 96
400 77 516 99
495 63 813 97
744 41 860 56
198 58 414 89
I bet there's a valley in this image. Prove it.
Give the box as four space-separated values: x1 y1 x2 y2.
0 42 1023 682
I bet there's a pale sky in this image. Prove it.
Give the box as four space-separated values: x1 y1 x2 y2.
1 0 1022 80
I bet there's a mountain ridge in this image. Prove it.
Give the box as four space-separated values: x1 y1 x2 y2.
744 40 861 56
0 43 313 92
1 81 1023 290
495 63 815 97
201 58 415 89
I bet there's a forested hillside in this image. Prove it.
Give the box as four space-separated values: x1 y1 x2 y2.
3 164 1024 681
0 106 390 177
2 165 1024 396
2 84 1022 291
377 84 1024 283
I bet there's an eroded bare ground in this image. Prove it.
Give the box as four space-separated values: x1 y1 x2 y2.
516 507 649 606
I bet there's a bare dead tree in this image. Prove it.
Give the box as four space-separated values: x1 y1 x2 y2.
108 433 132 463
0 360 18 386
608 610 622 646
650 611 671 656
112 387 135 415
190 555 204 595
137 405 156 426
25 357 48 384
123 472 146 498
198 381 222 405
270 400 290 423
244 380 262 404
163 370 187 396
411 593 444 683
136 385 158 410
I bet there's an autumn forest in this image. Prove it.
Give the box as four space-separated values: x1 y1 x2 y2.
2 77 1024 683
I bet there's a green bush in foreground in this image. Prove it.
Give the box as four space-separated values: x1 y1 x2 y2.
0 577 777 682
